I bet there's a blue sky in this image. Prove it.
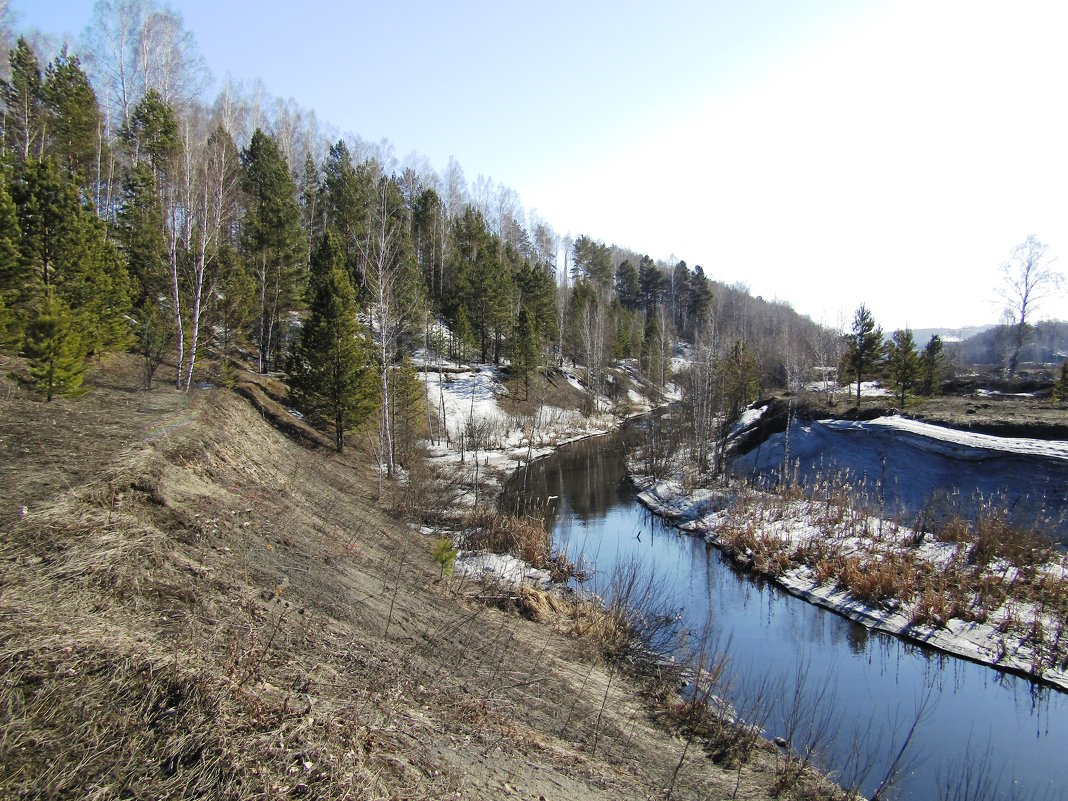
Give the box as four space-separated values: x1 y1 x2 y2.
14 0 1068 330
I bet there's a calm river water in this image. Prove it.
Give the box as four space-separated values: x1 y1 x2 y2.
501 428 1068 801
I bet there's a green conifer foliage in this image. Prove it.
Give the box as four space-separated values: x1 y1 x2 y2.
214 245 256 359
43 51 102 182
12 159 131 354
1 37 45 163
845 304 885 404
241 129 305 372
452 306 474 363
886 328 919 407
23 291 87 401
119 89 179 175
1053 361 1068 403
511 305 539 399
919 334 944 396
0 175 23 347
117 160 168 308
718 340 759 425
291 234 376 452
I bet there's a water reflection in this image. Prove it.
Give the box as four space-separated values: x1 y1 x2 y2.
501 427 1068 801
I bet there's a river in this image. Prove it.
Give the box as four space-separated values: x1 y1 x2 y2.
501 426 1068 801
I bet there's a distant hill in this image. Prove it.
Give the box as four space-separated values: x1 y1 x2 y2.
958 320 1068 365
911 325 994 345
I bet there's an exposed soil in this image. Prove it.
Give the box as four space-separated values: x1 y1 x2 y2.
0 354 812 801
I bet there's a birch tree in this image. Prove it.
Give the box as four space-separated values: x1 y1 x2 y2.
997 236 1063 378
363 178 421 477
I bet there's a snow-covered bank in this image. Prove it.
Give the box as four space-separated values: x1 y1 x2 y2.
734 414 1068 540
418 359 669 586
633 411 1068 691
421 363 623 504
632 472 1068 691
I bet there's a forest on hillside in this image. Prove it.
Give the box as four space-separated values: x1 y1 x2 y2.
0 1 832 463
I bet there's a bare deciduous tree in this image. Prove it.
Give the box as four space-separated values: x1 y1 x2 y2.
996 235 1063 377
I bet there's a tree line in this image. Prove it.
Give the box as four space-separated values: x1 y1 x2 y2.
0 3 837 470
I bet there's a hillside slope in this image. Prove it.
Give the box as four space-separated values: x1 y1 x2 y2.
0 356 794 801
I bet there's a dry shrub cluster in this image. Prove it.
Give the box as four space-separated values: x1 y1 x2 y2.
709 474 1068 676
510 584 633 659
458 508 549 565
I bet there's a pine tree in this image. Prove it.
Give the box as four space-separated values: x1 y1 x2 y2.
453 305 474 363
511 305 539 399
117 160 168 308
321 140 371 281
241 129 306 372
12 159 131 354
387 357 427 468
213 244 256 359
718 339 759 428
845 304 884 404
43 50 102 183
0 292 16 352
919 334 944 396
1 37 45 163
291 233 376 452
134 299 171 389
23 291 87 401
119 89 179 176
886 328 919 407
0 174 22 347
614 259 640 311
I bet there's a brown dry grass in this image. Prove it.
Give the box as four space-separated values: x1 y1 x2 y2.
711 473 1068 677
0 354 799 801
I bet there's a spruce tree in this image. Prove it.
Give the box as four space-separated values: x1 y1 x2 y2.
23 291 87 401
886 328 919 407
845 304 884 404
291 233 376 452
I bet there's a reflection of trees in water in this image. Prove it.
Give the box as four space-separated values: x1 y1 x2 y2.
501 433 632 529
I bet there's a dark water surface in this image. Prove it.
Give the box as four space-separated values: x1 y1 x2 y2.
501 428 1068 801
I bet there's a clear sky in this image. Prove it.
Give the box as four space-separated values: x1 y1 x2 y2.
14 0 1068 330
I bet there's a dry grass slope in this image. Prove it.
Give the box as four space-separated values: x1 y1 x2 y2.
0 355 817 801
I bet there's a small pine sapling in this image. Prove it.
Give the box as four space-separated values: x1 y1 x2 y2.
431 534 457 577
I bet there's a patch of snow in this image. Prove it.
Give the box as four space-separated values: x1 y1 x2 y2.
733 416 1068 538
454 551 552 589
729 404 767 437
824 415 1068 462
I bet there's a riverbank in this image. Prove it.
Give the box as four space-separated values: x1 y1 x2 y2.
631 463 1068 692
2 354 820 801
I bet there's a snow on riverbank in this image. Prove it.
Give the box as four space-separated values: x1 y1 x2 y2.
734 413 1068 540
421 363 622 500
633 413 1068 690
634 473 1068 691
418 359 655 586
